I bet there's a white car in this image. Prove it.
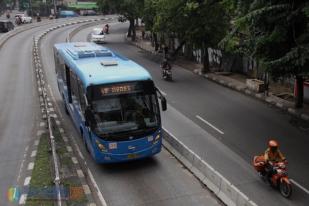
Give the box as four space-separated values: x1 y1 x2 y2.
15 14 32 23
90 28 106 44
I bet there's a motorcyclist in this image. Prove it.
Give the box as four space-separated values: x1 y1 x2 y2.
104 24 109 34
161 58 171 78
264 140 286 181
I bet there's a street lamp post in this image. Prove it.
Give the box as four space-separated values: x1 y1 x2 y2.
52 0 57 16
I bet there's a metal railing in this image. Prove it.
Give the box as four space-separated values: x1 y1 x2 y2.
33 36 62 206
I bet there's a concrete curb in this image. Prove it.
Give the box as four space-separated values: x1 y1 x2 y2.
201 73 309 122
162 128 257 206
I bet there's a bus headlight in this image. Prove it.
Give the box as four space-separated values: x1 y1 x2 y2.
153 134 160 144
95 140 107 152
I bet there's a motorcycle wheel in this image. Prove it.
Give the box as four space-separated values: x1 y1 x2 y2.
279 181 292 198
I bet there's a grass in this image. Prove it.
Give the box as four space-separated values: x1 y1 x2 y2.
26 119 87 205
26 133 54 206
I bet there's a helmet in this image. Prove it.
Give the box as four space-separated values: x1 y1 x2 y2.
268 140 279 151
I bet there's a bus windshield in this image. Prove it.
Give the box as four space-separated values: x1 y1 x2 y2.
89 81 160 140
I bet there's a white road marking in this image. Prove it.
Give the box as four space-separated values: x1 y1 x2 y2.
34 140 39 146
290 179 309 195
31 150 37 157
36 130 44 136
48 85 63 120
87 168 108 206
82 184 91 195
196 115 224 135
27 162 34 170
17 158 25 182
39 122 46 127
19 194 27 204
71 157 78 164
59 128 64 133
77 169 85 178
66 146 73 152
23 177 31 186
63 136 68 142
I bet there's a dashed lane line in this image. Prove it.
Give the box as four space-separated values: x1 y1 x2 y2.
291 179 309 195
196 115 224 135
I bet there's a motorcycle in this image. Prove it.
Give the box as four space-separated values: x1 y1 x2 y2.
103 24 109 34
162 68 172 81
253 155 292 198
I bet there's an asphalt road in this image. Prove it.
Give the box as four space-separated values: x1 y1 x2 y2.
0 17 118 205
71 22 309 205
0 21 55 204
39 20 223 206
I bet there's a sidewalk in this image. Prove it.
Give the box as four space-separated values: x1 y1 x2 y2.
128 32 309 123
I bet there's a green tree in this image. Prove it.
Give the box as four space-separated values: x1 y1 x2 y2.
97 0 144 40
151 0 229 72
221 0 309 107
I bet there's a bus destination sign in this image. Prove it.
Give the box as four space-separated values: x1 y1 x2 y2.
100 84 134 95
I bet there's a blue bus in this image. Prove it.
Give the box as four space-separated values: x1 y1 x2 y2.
53 42 166 163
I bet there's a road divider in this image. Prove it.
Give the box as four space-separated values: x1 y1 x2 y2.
162 127 257 206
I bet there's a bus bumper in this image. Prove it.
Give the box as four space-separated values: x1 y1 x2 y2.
93 142 162 164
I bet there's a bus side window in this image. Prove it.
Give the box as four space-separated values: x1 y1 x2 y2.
62 65 66 83
53 50 59 74
65 65 72 103
77 79 86 112
70 71 80 104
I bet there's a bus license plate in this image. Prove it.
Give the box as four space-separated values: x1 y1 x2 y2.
128 154 138 159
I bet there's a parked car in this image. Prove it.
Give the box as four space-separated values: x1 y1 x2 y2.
90 28 106 44
58 10 79 18
15 14 32 23
0 20 14 32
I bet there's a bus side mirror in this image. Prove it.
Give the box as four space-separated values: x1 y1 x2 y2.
161 97 167 111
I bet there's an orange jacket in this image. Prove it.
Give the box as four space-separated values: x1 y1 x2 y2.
264 148 285 162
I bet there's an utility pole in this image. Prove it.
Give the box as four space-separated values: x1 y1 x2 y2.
29 0 33 16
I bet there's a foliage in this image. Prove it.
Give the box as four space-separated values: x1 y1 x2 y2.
221 0 309 78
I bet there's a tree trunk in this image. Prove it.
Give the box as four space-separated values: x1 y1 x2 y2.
127 24 132 37
202 47 209 74
153 33 159 51
295 75 304 108
128 18 136 41
127 18 134 38
135 18 139 27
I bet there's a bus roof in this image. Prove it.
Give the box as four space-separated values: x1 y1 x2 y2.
54 42 152 87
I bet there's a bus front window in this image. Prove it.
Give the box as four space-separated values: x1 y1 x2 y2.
91 93 160 140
